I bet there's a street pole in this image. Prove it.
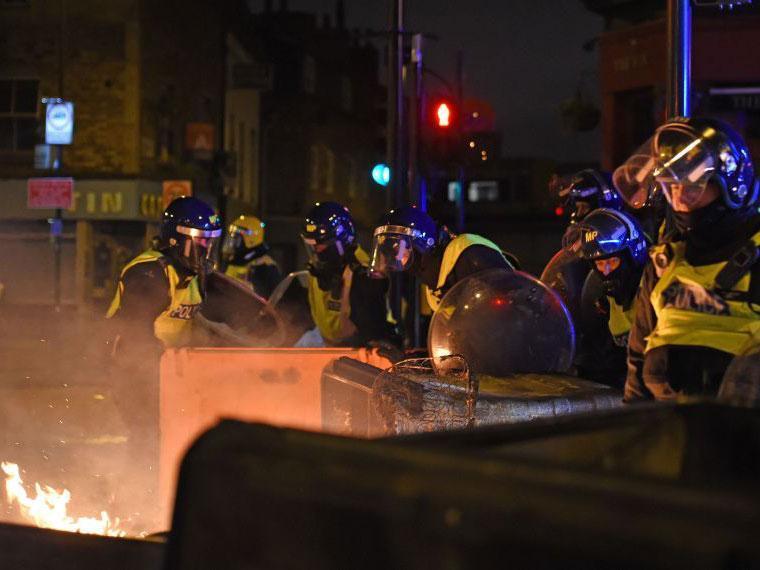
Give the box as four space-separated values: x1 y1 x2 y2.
387 0 406 209
52 0 67 311
386 0 406 329
666 0 691 119
409 34 423 348
455 50 465 233
409 33 423 207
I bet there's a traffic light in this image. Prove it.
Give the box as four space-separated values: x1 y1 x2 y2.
436 102 452 128
371 163 391 187
430 98 457 131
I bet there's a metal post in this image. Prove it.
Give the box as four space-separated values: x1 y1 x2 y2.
52 0 66 311
386 0 405 329
408 34 423 348
386 0 406 209
455 50 465 232
409 34 422 206
666 0 691 119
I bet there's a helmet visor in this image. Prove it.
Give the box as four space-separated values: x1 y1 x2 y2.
301 235 344 268
612 138 659 209
614 128 715 209
369 233 414 277
177 225 221 274
576 222 626 259
221 232 243 261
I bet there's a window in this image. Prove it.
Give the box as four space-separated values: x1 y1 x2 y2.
0 79 39 151
309 143 335 194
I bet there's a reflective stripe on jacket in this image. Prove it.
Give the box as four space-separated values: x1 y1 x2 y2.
425 234 506 312
307 247 369 344
645 232 760 356
607 296 634 347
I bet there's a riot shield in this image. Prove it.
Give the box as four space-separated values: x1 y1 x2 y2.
428 269 575 376
539 247 590 323
200 271 285 346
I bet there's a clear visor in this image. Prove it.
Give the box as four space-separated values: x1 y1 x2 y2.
180 235 219 274
301 235 344 267
221 233 243 259
176 224 221 272
369 233 414 277
613 130 715 209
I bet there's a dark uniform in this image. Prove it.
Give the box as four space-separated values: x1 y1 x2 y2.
567 208 649 387
301 202 397 347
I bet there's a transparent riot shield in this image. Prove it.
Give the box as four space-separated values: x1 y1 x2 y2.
428 269 575 377
200 271 286 346
540 247 590 323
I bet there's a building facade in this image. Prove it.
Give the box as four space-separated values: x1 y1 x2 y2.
0 0 249 306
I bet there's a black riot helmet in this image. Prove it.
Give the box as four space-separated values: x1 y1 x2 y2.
301 202 356 273
159 196 222 277
613 117 758 211
559 169 623 224
369 206 440 277
568 208 649 303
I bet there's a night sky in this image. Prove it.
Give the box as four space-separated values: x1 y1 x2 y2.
249 0 605 164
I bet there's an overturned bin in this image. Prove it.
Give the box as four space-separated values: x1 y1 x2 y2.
166 402 760 569
322 356 621 437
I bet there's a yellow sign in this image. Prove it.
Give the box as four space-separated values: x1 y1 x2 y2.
584 230 599 242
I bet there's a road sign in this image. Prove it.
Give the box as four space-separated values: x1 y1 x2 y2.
185 123 214 152
45 100 75 145
27 177 74 209
162 180 193 209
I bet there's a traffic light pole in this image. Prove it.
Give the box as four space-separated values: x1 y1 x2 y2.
408 33 424 348
387 0 406 209
455 50 466 233
387 0 406 331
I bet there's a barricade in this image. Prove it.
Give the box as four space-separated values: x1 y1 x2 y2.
158 347 390 528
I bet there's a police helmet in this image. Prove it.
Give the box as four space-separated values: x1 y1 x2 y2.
572 208 648 267
301 202 356 270
160 196 222 275
559 169 623 223
614 116 758 210
369 206 439 276
222 215 268 264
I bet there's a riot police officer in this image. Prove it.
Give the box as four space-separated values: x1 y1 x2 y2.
542 170 625 320
106 196 222 350
369 206 513 313
613 117 760 401
569 208 649 386
300 201 397 347
222 214 281 299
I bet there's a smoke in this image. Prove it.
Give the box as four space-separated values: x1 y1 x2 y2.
0 301 166 536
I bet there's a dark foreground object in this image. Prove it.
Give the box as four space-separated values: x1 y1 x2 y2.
0 523 164 570
168 403 760 569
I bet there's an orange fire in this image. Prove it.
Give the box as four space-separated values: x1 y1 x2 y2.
1 461 126 537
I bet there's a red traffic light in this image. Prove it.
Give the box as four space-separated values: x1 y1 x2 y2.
436 102 451 128
431 99 456 130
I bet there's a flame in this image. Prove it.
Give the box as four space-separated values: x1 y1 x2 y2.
1 461 126 537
